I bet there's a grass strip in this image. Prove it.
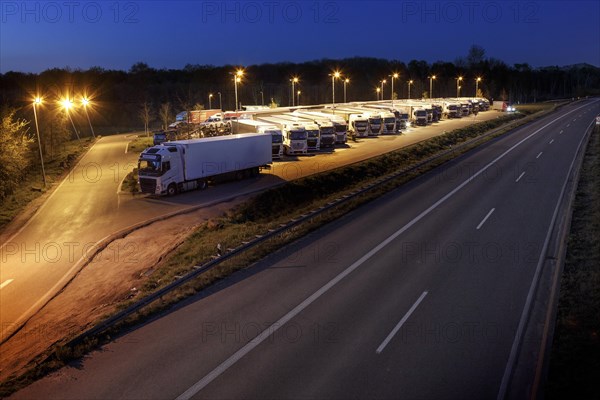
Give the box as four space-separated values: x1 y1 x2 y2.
546 124 600 399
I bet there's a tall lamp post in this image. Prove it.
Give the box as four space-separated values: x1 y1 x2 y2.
475 77 482 97
376 87 381 101
81 97 95 138
231 69 244 111
456 76 463 97
32 97 47 187
297 90 301 106
330 71 341 109
408 80 413 99
390 73 398 105
260 91 264 106
428 75 436 99
380 79 386 100
209 93 213 109
290 77 299 106
61 98 81 142
343 78 349 103
218 92 222 111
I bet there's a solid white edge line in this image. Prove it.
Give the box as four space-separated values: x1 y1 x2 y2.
376 291 428 354
549 139 554 144
175 102 595 400
496 117 597 400
476 208 496 230
125 142 129 154
0 279 14 290
515 172 526 183
536 152 543 159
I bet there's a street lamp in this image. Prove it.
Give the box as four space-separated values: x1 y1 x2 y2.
390 73 399 104
32 97 47 187
231 69 244 111
209 93 213 109
380 79 386 100
456 76 463 97
260 91 264 106
330 71 341 109
290 77 299 106
475 77 482 97
297 90 301 106
343 78 349 103
61 98 81 142
376 87 381 101
81 97 95 138
218 92 222 111
408 80 413 99
428 75 436 99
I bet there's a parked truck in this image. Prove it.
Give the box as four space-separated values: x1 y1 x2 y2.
231 119 284 159
322 108 370 138
254 115 308 155
271 114 321 151
293 110 348 143
138 133 272 196
282 113 336 148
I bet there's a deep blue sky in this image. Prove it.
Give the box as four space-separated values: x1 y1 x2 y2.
1 0 598 73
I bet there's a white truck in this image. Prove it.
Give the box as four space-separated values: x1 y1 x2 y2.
443 101 461 118
137 134 272 196
231 119 284 159
254 115 308 155
338 107 382 136
271 114 321 151
283 113 336 148
323 108 370 138
293 110 348 144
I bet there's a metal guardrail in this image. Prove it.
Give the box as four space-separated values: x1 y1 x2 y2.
67 112 535 348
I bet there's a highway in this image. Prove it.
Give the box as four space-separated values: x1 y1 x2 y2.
10 100 599 399
0 111 497 348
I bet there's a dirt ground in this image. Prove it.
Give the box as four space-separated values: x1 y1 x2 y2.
0 197 244 384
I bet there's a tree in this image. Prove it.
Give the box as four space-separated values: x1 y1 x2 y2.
138 101 152 136
159 102 171 130
467 45 486 67
0 108 33 199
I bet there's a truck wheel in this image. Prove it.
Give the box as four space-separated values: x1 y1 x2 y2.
235 171 245 181
167 183 177 196
197 180 207 190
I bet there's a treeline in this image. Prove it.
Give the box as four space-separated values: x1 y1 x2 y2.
1 46 599 144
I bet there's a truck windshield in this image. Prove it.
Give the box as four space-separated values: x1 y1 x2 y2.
307 130 319 138
384 117 395 123
267 131 283 143
321 127 334 134
416 111 427 117
138 159 162 177
334 124 347 133
290 130 307 140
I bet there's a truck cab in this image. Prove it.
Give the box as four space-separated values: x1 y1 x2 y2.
283 125 308 155
380 111 397 134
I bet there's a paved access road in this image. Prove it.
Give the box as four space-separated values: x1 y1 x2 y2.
11 100 599 399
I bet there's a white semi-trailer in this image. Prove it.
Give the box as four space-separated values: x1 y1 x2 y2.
137 134 271 196
322 108 370 138
254 115 308 155
281 113 336 148
271 114 321 151
293 110 348 144
232 119 284 159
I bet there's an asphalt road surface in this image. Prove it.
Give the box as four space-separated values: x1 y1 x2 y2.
0 112 498 345
11 100 599 399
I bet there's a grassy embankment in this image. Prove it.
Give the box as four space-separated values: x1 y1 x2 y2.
546 124 600 399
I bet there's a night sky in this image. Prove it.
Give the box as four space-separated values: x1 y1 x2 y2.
1 0 598 73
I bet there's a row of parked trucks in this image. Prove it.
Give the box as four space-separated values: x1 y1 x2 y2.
140 97 490 195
